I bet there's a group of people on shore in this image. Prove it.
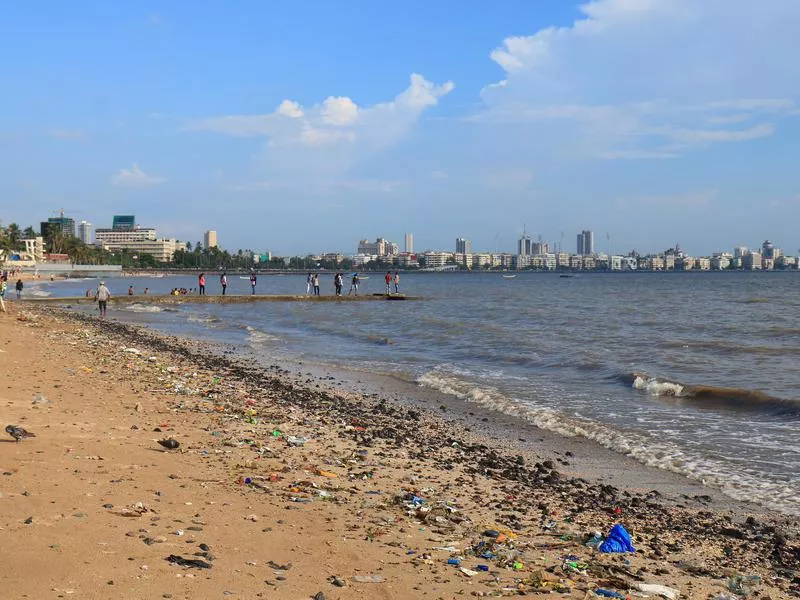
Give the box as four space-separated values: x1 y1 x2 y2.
198 272 257 295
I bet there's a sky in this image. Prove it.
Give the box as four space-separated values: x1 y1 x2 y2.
1 0 799 256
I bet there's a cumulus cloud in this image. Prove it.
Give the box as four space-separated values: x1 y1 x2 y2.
480 0 800 159
188 74 453 179
110 163 165 187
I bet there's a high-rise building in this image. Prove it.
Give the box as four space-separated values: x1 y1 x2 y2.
404 233 414 254
204 230 218 249
518 234 532 256
761 240 775 259
456 238 472 254
531 241 550 255
577 230 594 255
77 221 92 244
95 226 181 262
357 238 398 256
112 215 136 231
40 216 75 238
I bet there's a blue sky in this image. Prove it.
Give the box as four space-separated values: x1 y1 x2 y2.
1 1 799 256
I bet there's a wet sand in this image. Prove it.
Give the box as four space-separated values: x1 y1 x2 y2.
0 302 797 599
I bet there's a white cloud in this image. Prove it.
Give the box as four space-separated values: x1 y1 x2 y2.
110 163 165 187
479 0 800 159
187 74 453 157
321 97 358 125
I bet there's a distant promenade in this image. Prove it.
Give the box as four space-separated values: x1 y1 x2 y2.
24 293 417 305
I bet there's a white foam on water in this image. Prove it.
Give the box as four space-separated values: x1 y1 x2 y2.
416 369 799 515
187 313 220 325
246 325 281 345
124 303 164 313
633 374 685 397
29 290 53 297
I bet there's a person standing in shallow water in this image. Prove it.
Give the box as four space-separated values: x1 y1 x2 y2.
95 280 111 318
393 271 400 293
249 272 257 295
198 273 206 295
15 278 23 299
385 271 392 294
306 272 312 295
313 273 320 296
220 272 228 295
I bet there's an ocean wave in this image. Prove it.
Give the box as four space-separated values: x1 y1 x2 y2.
664 338 800 356
124 303 164 313
29 290 52 297
187 313 221 325
417 369 799 514
625 373 800 416
246 325 281 345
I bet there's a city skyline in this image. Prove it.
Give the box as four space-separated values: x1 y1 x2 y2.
1 2 799 255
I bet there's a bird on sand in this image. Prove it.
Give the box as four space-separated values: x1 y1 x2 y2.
6 425 36 442
158 438 180 450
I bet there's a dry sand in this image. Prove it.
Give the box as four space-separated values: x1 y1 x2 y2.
0 302 797 600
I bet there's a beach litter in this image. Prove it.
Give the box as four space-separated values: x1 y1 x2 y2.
636 582 681 599
166 554 212 569
351 574 384 583
599 524 636 553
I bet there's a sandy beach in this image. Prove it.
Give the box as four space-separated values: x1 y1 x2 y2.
0 302 797 600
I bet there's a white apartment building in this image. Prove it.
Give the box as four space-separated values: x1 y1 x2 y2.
204 230 218 249
77 221 92 244
423 251 453 268
95 227 181 262
696 257 711 270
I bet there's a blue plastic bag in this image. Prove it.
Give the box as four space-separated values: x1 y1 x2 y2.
599 524 635 553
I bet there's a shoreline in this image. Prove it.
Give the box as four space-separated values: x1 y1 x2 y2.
1 303 797 599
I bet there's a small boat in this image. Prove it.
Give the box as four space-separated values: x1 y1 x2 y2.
502 274 517 279
559 273 576 278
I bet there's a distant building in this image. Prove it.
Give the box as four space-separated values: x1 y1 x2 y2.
77 221 92 244
112 215 136 231
733 246 749 259
531 241 550 255
577 230 594 255
40 216 75 238
518 234 532 256
761 240 776 259
204 230 218 249
404 233 414 254
743 251 762 270
455 238 472 254
357 238 398 257
95 226 181 262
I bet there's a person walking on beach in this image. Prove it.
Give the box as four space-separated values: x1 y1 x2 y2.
95 281 111 318
348 273 359 296
198 273 206 295
313 273 320 296
385 271 392 294
393 272 400 293
0 278 6 313
249 272 257 295
306 272 313 295
220 272 228 295
15 278 23 299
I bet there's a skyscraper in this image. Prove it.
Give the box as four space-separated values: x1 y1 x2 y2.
456 238 472 254
204 230 218 249
518 234 532 256
404 233 414 254
77 221 92 244
577 230 594 255
40 216 75 238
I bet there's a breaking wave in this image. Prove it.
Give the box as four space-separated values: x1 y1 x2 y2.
623 373 800 416
124 303 164 313
417 368 799 514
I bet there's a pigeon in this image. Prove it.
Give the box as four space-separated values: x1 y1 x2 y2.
6 425 36 442
158 438 180 450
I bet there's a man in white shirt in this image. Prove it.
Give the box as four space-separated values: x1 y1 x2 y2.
96 281 111 318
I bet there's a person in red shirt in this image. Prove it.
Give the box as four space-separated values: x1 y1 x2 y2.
385 271 391 294
198 273 206 295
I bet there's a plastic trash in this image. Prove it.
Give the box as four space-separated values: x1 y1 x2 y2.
585 532 604 549
351 575 385 583
286 436 309 446
599 524 636 553
447 558 462 565
477 565 489 572
459 567 479 577
636 583 680 599
594 590 625 599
